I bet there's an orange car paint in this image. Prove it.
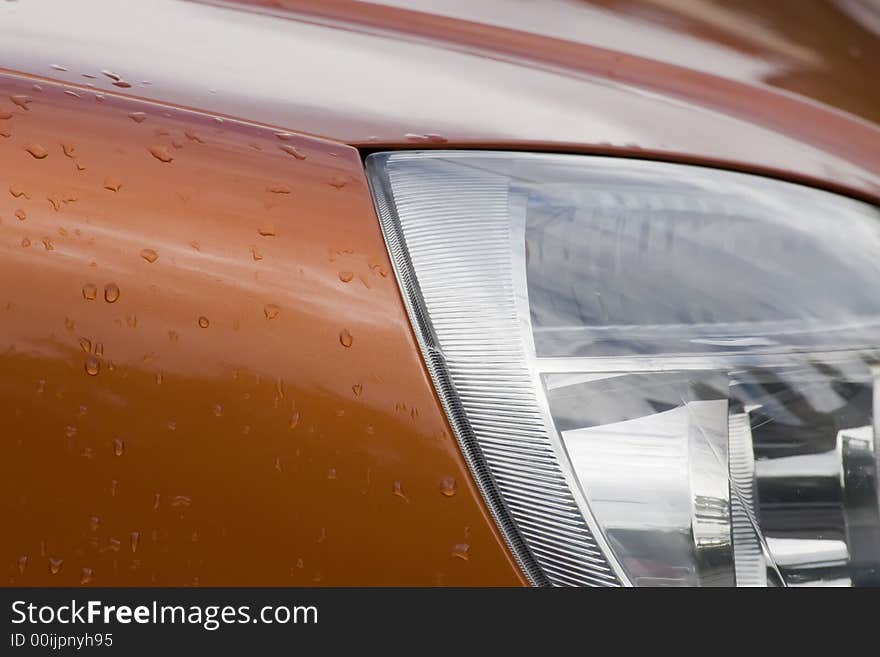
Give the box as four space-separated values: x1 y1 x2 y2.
1 0 878 587
0 72 524 586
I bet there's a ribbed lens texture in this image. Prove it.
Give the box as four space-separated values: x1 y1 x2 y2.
370 153 620 586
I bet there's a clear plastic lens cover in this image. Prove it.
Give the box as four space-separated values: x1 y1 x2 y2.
367 151 880 587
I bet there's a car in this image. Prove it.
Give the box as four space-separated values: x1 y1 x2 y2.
2 0 879 587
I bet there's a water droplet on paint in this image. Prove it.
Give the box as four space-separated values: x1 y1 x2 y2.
198 316 209 328
25 143 48 159
9 183 28 198
392 481 409 502
257 223 275 237
338 271 353 283
140 248 158 263
84 356 100 376
250 246 263 261
289 410 300 430
267 184 291 194
113 437 125 456
440 477 457 497
82 283 97 300
451 543 470 561
352 384 363 397
103 177 122 192
263 304 280 320
128 112 147 123
80 567 93 584
279 144 306 159
148 145 173 163
104 283 120 303
339 329 353 348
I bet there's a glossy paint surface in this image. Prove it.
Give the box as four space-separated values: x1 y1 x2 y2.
0 0 878 199
0 73 523 585
1 0 878 588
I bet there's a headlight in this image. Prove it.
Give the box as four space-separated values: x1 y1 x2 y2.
366 151 880 587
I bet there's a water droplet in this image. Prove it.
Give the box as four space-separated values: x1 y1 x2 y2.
184 130 204 143
188 240 200 251
289 410 300 430
250 245 263 261
9 183 28 198
108 538 121 552
17 555 27 575
274 456 283 472
198 316 209 328
89 515 100 532
128 111 147 123
329 176 347 190
130 531 140 552
14 209 26 221
104 283 120 303
171 495 191 509
78 337 91 352
113 437 125 456
212 403 222 417
279 144 306 159
352 383 363 397
51 64 68 72
49 557 63 574
275 132 293 141
263 304 280 320
392 481 409 502
148 145 173 163
20 237 30 248
140 248 158 263
103 177 122 192
25 143 48 159
267 184 291 194
126 314 137 328
339 329 353 348
257 223 275 237
10 95 31 110
327 467 337 480
41 237 54 251
451 543 470 561
94 342 103 357
440 477 457 497
112 80 132 88
65 425 77 438
80 567 93 584
48 196 61 211
84 356 100 376
338 271 353 283
64 89 81 99
82 283 97 300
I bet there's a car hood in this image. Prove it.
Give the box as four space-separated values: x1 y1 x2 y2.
1 0 879 198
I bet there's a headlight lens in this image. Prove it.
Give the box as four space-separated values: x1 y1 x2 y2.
367 151 880 587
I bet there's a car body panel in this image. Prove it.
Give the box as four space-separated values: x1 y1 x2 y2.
1 0 878 586
0 0 878 200
0 72 523 585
